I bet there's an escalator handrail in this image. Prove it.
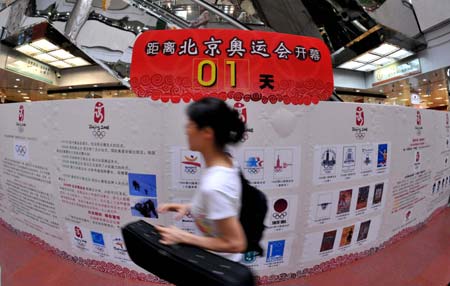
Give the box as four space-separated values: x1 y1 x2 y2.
189 0 252 31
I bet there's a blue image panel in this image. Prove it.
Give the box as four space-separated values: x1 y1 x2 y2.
128 173 157 197
91 231 105 247
377 144 388 168
266 240 285 263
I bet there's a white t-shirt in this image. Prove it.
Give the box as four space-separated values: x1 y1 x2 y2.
190 163 243 262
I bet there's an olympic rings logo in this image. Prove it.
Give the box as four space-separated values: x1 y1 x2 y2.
184 166 198 174
92 130 106 139
246 168 260 174
15 145 27 156
272 211 287 219
354 131 366 140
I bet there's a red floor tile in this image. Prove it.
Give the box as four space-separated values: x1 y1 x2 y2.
1 208 449 286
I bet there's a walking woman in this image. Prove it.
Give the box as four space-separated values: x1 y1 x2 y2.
156 97 247 262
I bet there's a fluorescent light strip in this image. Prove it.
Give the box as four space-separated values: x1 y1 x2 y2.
388 49 413 60
33 53 58 63
338 61 364 70
372 57 395 66
15 44 42 56
356 64 377 72
30 39 59 52
48 49 74 60
49 61 72 68
370 43 399 56
64 57 90 67
354 53 380 63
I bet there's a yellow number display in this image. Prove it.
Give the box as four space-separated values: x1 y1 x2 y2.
197 60 237 87
197 60 217 87
226 60 236 87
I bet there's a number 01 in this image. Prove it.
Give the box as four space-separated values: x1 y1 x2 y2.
197 60 236 87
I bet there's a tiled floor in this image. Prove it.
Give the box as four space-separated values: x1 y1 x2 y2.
1 208 449 286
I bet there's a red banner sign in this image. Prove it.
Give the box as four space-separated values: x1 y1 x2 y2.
130 29 333 105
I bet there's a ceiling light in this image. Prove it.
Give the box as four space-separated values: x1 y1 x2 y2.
422 79 427 82
400 98 409 101
48 49 74 60
93 84 98 87
62 93 67 96
370 43 399 56
372 57 395 66
15 44 42 56
14 85 18 88
22 96 30 99
25 100 31 102
68 86 72 89
39 91 44 94
356 64 377 72
30 39 59 52
418 88 422 91
16 78 20 81
354 53 380 63
390 97 398 100
64 57 90 67
389 49 414 60
435 97 443 100
34 53 58 63
379 89 383 92
400 84 404 87
17 90 21 93
49 61 72 68
439 84 443 87
398 92 402 95
356 89 360 92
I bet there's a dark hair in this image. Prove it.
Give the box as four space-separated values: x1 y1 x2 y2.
187 97 246 149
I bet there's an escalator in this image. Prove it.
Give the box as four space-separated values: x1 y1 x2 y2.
0 0 344 101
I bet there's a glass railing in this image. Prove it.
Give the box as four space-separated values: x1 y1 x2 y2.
172 3 265 26
137 0 265 29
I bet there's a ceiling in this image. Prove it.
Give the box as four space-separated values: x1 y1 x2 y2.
337 67 449 109
0 68 127 103
0 68 51 102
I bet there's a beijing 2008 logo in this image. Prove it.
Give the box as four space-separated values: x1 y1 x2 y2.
415 110 423 136
352 106 368 140
16 105 27 132
89 102 110 139
233 102 253 142
94 102 105 123
19 105 25 122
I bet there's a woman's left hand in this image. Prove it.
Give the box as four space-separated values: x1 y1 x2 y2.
154 225 189 245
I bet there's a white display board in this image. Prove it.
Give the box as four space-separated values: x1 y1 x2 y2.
0 99 449 284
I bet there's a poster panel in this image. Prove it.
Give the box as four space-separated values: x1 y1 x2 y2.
0 99 449 281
